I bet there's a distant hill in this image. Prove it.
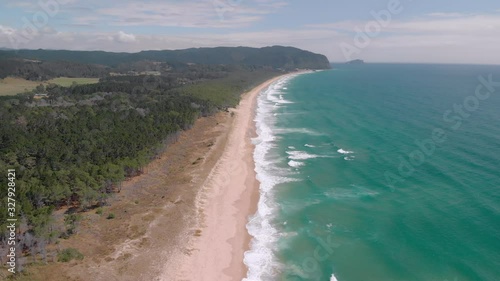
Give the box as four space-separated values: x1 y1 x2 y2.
0 46 331 70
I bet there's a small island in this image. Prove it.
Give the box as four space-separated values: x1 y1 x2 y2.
346 59 365 64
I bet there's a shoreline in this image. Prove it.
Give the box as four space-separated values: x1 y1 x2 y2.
160 74 290 280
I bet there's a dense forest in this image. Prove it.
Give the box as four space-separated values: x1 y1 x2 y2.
0 59 280 270
0 59 109 81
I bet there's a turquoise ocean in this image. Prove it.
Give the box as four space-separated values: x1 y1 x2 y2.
243 64 500 281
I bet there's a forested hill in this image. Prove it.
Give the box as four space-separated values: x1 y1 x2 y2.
0 46 331 70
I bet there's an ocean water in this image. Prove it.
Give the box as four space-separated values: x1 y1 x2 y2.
244 64 500 281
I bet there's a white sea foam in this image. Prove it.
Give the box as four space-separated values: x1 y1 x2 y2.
273 112 307 117
331 273 339 281
275 128 322 136
288 160 304 168
325 184 379 199
286 150 319 160
280 230 298 238
337 148 355 160
273 98 293 104
337 148 353 154
304 143 316 148
264 79 294 105
244 73 305 281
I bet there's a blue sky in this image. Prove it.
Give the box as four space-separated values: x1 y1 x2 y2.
1 0 500 63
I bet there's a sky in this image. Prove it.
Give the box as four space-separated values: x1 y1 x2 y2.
1 0 500 64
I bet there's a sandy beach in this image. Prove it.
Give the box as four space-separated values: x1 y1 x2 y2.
160 74 286 281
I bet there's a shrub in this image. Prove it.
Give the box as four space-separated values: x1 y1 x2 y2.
58 248 84 262
64 213 82 235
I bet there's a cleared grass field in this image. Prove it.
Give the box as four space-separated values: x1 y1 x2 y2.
0 77 41 96
46 77 99 87
0 77 100 96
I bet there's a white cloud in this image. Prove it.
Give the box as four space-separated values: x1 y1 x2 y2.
388 15 500 33
70 0 287 28
307 14 500 34
0 25 16 36
115 31 136 43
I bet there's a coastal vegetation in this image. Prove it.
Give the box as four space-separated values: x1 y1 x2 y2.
0 46 328 273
